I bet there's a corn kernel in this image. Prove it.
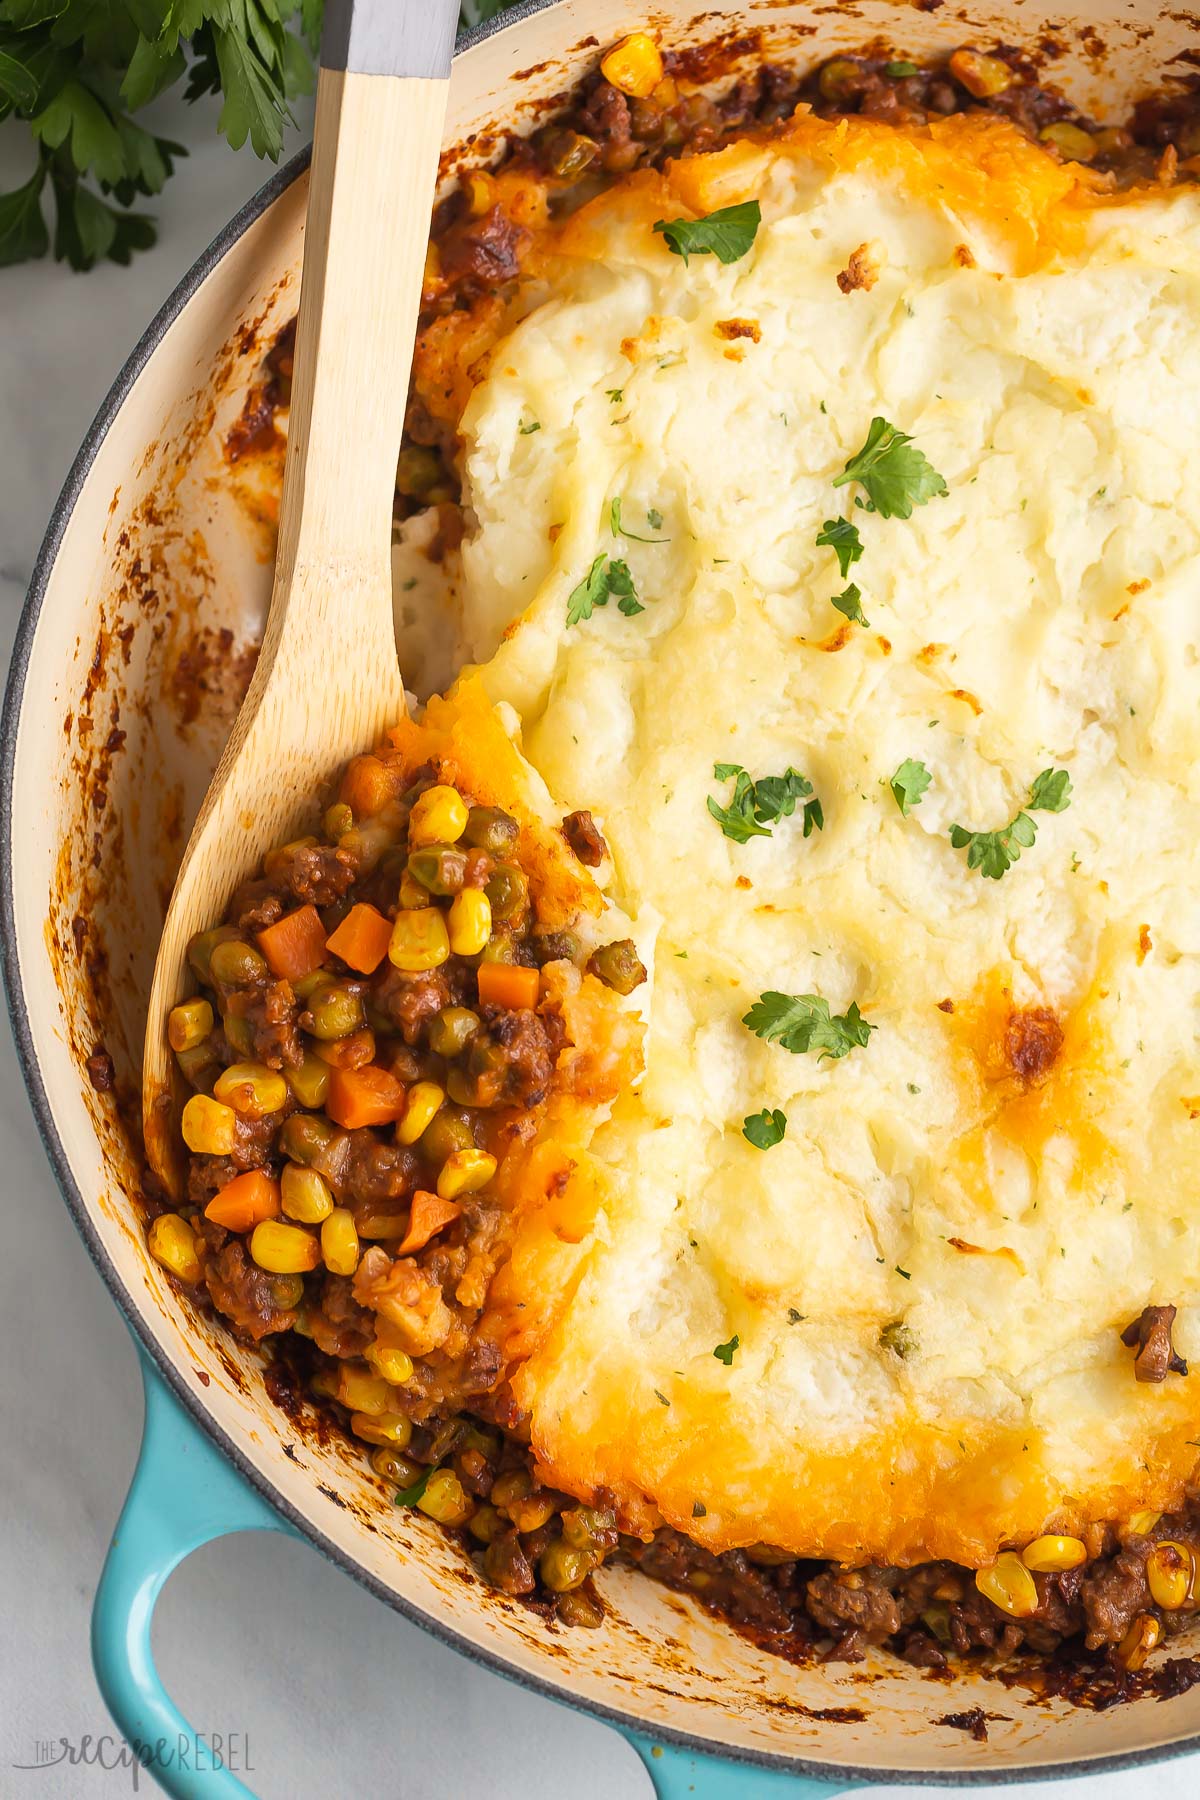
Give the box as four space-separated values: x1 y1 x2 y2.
948 48 1014 98
372 1445 423 1486
389 908 450 973
1117 1611 1161 1672
213 1061 288 1118
1039 121 1097 163
148 1213 202 1283
464 170 493 215
975 1552 1039 1619
408 784 469 848
365 1339 415 1385
417 1468 473 1524
337 1363 393 1415
397 1081 445 1146
280 1163 334 1224
249 1219 320 1275
168 998 213 1054
422 242 442 294
448 888 492 956
287 1054 331 1109
1021 1535 1088 1573
600 32 663 99
437 1147 498 1200
181 1093 237 1155
1129 1510 1162 1537
321 1206 360 1276
350 1410 413 1447
1147 1540 1194 1611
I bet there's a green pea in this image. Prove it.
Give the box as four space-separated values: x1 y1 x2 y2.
305 982 365 1040
324 801 353 840
280 1112 336 1166
419 1107 475 1163
396 444 444 497
533 930 579 966
408 843 467 896
464 806 520 855
468 1503 506 1545
539 1538 593 1593
428 1006 481 1058
209 938 269 988
268 1273 305 1310
222 1012 256 1057
586 938 647 996
485 863 528 923
187 924 240 985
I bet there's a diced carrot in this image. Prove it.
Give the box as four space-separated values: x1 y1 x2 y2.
477 962 541 1010
326 901 393 974
326 1064 407 1129
256 903 327 981
340 753 403 819
395 1190 462 1256
205 1169 281 1232
312 1028 376 1070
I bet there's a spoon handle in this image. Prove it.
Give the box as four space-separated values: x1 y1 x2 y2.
142 3 456 1187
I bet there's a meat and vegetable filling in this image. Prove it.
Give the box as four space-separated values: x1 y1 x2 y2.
144 33 1200 1689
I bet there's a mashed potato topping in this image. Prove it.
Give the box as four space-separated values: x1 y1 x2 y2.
446 113 1200 1565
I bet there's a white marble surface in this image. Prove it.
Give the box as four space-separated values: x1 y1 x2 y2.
0 85 1190 1800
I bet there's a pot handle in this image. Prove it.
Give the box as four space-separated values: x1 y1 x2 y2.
623 1731 863 1798
92 1348 295 1798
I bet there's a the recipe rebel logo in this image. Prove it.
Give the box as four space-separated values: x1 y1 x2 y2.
11 1729 254 1791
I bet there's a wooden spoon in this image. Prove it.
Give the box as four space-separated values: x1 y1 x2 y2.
143 0 460 1193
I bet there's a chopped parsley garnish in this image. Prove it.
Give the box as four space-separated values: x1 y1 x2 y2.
743 991 875 1061
610 495 668 543
652 199 761 266
708 762 822 843
833 415 948 519
787 1307 804 1323
885 60 919 77
567 553 643 625
949 767 1072 880
647 506 664 530
713 1334 740 1365
606 387 624 403
519 419 541 435
816 515 864 579
895 1265 912 1280
394 1465 435 1508
654 1389 671 1407
692 1501 707 1518
831 583 868 627
742 1107 787 1150
890 758 932 816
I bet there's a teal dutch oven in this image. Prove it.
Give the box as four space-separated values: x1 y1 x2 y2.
6 1 1200 1794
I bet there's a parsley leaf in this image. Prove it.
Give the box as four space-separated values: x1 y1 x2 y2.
654 1389 670 1406
831 583 868 627
707 763 821 843
567 553 643 624
890 758 932 816
606 387 624 403
948 768 1072 879
743 1107 787 1149
833 416 949 520
610 496 668 543
879 1321 918 1357
743 991 875 1061
519 419 541 435
885 60 919 77
652 199 761 266
647 506 664 530
816 516 864 579
713 1334 740 1365
394 1464 436 1508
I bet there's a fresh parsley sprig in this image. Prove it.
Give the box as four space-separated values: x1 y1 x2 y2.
713 1334 740 1365
708 762 823 844
816 516 864 579
890 758 932 816
743 1107 787 1149
652 199 761 266
831 583 868 627
949 768 1072 879
743 991 875 1061
833 416 948 520
567 553 643 625
0 0 323 272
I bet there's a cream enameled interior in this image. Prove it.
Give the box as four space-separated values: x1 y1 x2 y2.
11 0 1200 1772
